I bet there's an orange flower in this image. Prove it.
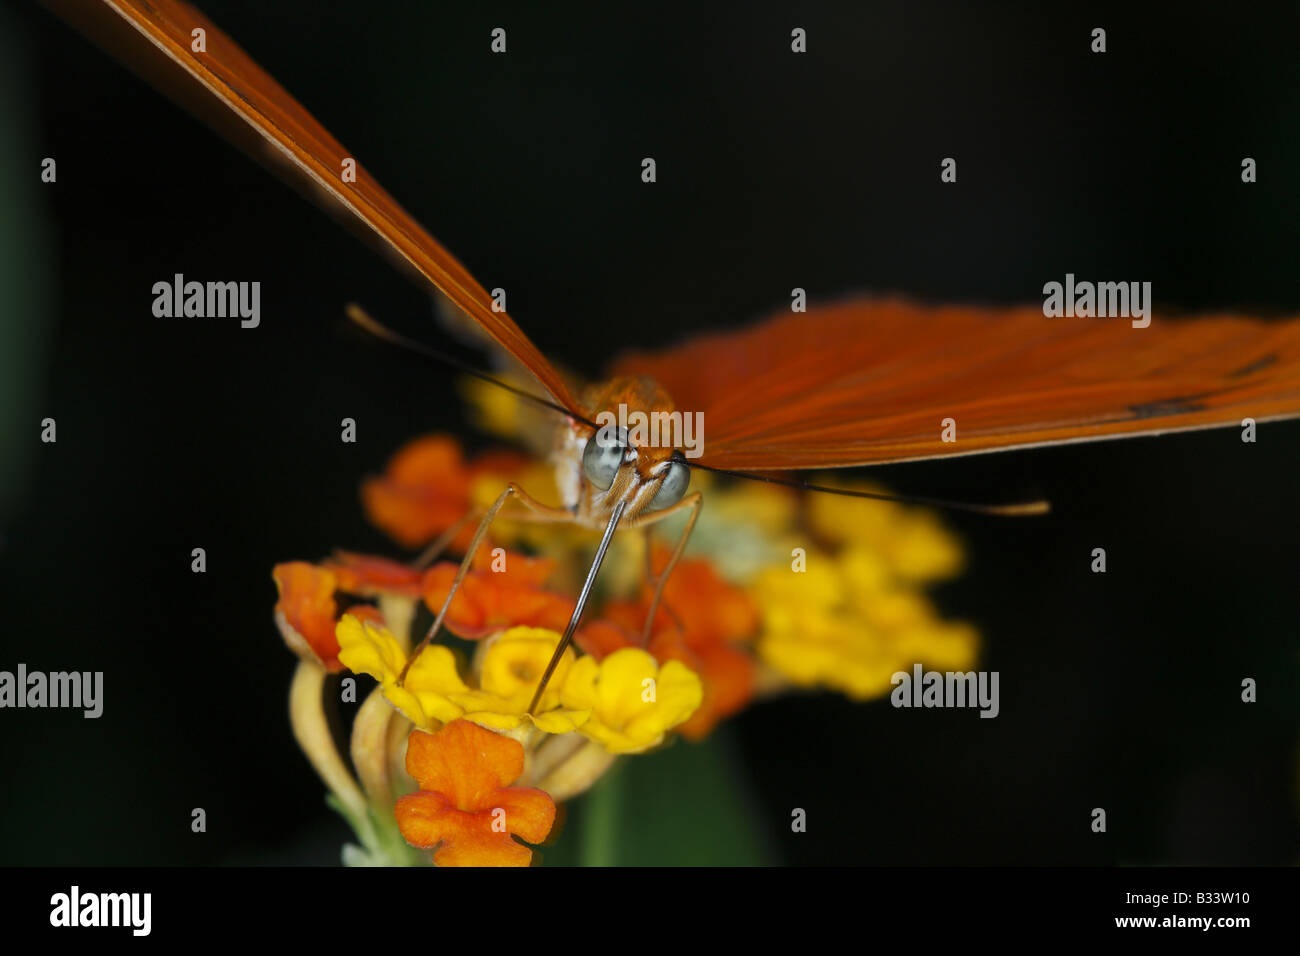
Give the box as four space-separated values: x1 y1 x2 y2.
578 552 760 740
573 619 634 660
361 435 528 551
395 720 556 866
636 549 761 649
421 551 575 640
273 562 344 671
323 551 424 598
273 562 386 671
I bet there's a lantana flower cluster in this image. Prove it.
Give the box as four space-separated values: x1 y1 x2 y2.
271 394 978 866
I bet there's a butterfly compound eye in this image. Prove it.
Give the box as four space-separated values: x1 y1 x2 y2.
647 457 690 511
583 426 628 490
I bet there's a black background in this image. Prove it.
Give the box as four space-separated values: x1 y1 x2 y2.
2 0 1297 865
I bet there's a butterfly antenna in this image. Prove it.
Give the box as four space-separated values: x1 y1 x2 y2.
345 303 600 428
683 461 1050 516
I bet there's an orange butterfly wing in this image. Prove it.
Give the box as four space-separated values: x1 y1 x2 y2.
611 298 1300 470
45 0 584 417
49 1 1300 473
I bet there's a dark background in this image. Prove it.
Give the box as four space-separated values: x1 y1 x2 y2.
2 0 1297 865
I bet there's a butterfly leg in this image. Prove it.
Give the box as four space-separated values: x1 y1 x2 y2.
411 490 582 573
397 483 573 685
625 491 703 646
408 510 480 570
639 525 686 636
642 525 655 588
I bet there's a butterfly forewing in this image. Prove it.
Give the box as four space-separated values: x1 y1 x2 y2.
44 0 583 415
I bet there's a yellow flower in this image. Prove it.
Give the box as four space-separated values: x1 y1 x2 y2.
757 551 846 616
895 619 982 673
459 373 535 442
674 479 802 583
806 478 901 543
336 616 588 734
753 544 978 701
451 627 589 734
560 648 703 754
806 478 964 582
749 481 972 703
759 609 902 700
885 511 964 581
336 614 467 729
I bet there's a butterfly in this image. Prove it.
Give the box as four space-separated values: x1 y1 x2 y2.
44 0 1300 704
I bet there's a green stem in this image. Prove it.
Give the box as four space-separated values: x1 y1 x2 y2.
581 759 625 867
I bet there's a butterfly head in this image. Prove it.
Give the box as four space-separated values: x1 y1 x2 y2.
574 376 692 521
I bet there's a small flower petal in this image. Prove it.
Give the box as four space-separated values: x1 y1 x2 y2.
273 562 343 670
324 551 425 598
421 554 575 640
396 720 556 866
561 648 702 754
336 614 468 728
